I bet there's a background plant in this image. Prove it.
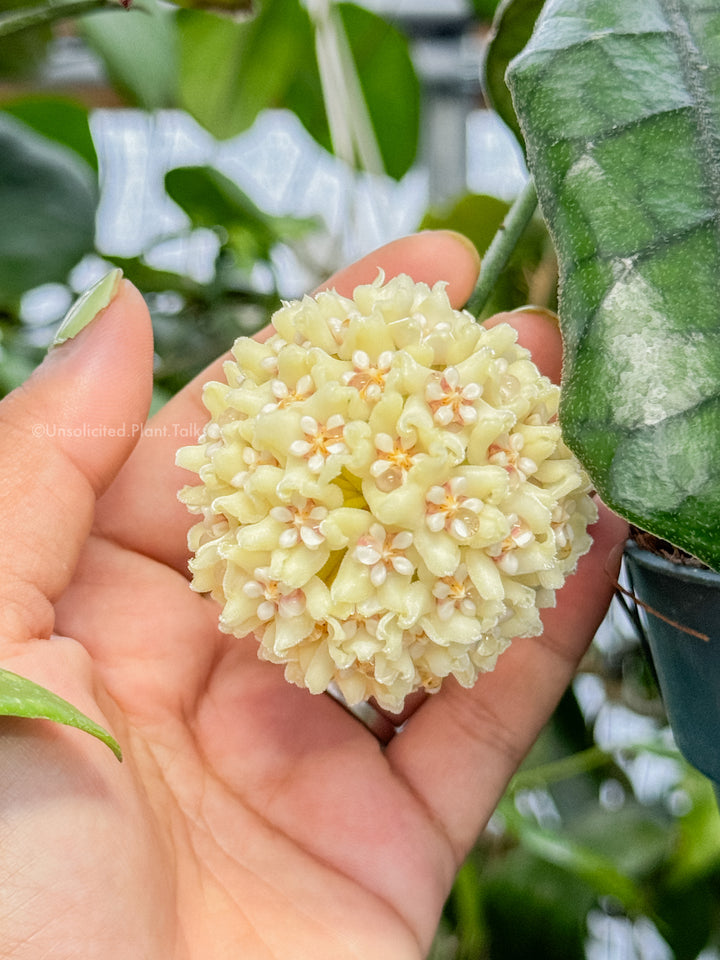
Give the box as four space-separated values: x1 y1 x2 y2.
2 0 720 957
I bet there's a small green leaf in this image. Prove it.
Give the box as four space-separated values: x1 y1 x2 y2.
0 668 122 760
165 165 316 268
177 0 419 179
426 190 550 318
483 0 546 146
504 809 647 912
80 0 178 109
166 165 271 232
177 0 315 141
422 193 510 255
508 0 720 569
4 96 98 170
667 766 720 885
337 2 419 179
108 254 205 296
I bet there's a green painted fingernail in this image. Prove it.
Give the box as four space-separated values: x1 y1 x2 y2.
52 268 123 347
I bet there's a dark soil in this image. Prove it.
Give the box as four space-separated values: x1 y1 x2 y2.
630 525 707 569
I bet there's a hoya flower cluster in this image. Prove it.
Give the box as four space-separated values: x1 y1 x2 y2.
177 274 596 713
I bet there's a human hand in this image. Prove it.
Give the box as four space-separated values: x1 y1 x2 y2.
0 231 628 959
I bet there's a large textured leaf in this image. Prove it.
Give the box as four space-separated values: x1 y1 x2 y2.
507 0 720 569
0 113 97 306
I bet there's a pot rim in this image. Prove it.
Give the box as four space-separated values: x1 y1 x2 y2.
624 539 720 585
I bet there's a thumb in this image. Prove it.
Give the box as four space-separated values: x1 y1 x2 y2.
0 271 154 643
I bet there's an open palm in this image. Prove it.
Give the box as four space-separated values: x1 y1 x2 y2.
0 232 627 959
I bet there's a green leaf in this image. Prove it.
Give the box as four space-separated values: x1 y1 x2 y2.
0 667 122 760
177 0 316 140
4 96 98 170
471 0 504 19
168 0 251 11
0 346 40 397
426 191 551 318
79 0 178 109
0 0 51 76
507 0 720 569
504 808 648 912
483 0 546 146
483 847 594 959
448 858 488 955
337 2 419 179
178 0 419 179
0 112 97 306
422 193 511 255
666 766 720 885
287 1 419 178
108 254 206 296
0 0 112 40
165 165 316 268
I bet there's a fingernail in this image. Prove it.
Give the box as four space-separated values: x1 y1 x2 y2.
51 268 123 348
442 230 481 268
509 304 559 326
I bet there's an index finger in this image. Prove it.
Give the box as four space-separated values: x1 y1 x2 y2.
94 231 482 571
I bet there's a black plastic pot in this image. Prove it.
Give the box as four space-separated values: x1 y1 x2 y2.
624 540 720 793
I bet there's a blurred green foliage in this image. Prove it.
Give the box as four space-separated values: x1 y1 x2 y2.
2 0 720 957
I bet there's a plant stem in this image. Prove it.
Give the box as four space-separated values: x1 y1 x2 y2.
0 0 114 38
507 744 612 793
466 177 539 317
506 737 682 795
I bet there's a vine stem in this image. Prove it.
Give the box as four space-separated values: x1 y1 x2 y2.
507 745 613 794
0 0 118 38
466 176 539 317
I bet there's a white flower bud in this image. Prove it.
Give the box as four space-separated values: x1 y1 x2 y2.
177 274 596 713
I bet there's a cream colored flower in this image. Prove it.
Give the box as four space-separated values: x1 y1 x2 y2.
177 273 596 713
353 523 415 586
